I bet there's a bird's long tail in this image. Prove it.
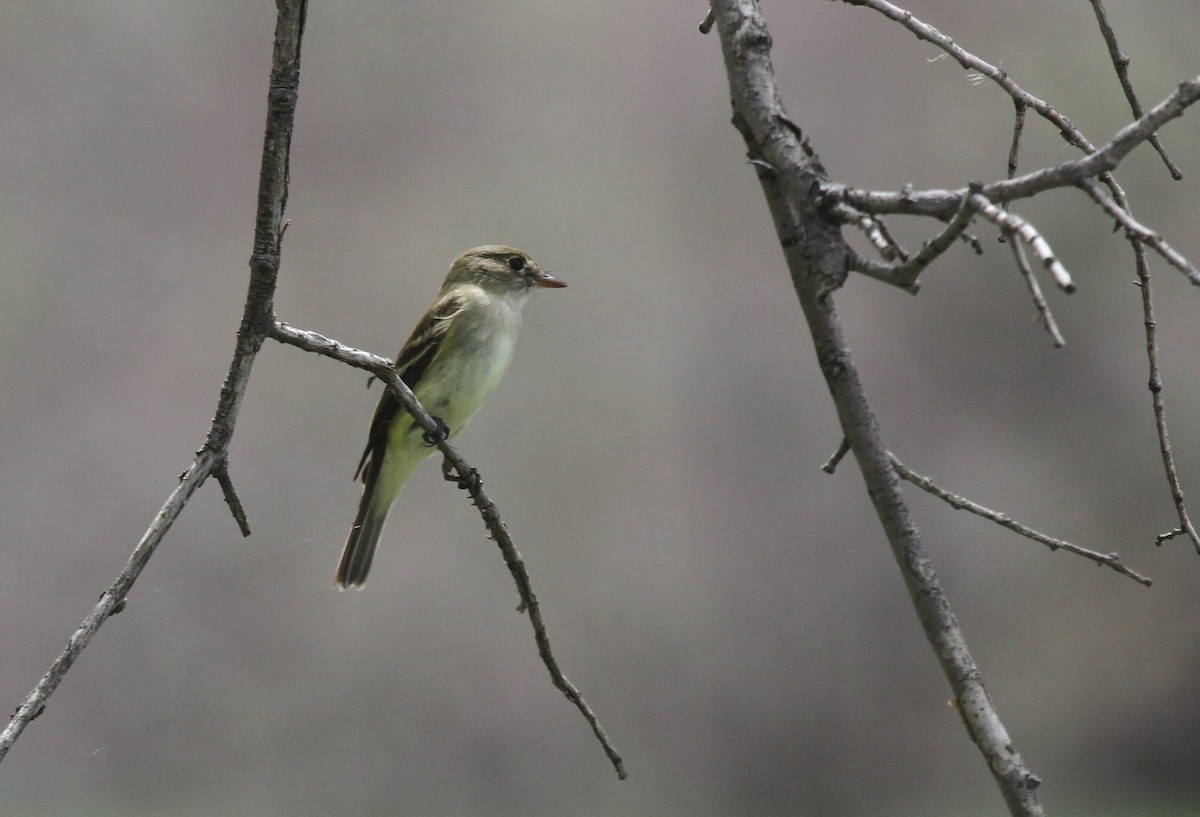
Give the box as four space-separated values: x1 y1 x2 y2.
336 433 424 589
335 495 389 589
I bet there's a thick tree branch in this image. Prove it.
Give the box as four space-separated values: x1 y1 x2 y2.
711 2 1044 815
0 0 308 765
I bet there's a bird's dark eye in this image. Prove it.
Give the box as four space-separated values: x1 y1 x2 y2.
507 255 526 272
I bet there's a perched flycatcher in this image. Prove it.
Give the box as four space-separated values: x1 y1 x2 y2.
336 246 566 589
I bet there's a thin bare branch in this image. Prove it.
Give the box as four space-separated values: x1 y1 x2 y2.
822 437 852 474
848 251 921 293
889 454 1152 586
887 194 979 288
843 195 980 292
267 321 627 778
1131 261 1200 553
1088 0 1182 179
834 1 1199 556
1074 173 1200 551
994 77 1200 201
829 76 1200 218
969 194 1075 292
214 463 252 537
828 201 908 262
841 0 1097 154
1008 235 1066 348
840 0 1154 246
843 0 1179 208
1007 100 1027 180
1077 179 1200 286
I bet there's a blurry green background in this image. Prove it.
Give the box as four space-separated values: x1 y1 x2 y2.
3 2 1200 815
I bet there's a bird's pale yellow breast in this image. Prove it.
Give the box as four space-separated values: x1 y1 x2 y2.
401 285 524 444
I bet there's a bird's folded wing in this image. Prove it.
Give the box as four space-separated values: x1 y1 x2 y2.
354 291 468 483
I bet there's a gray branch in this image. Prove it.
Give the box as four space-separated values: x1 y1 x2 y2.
266 321 627 779
710 2 1045 814
1087 0 1182 179
969 193 1074 292
0 0 309 765
1077 179 1200 286
829 76 1200 220
889 454 1152 586
0 1 627 783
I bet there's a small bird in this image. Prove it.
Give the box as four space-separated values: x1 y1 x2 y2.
336 246 567 589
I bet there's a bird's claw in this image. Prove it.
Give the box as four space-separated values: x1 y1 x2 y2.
441 458 481 492
422 416 450 447
455 467 481 492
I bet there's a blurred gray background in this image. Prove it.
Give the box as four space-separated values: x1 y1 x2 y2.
3 2 1200 815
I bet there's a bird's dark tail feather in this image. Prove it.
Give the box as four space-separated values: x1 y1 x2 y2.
336 498 389 589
